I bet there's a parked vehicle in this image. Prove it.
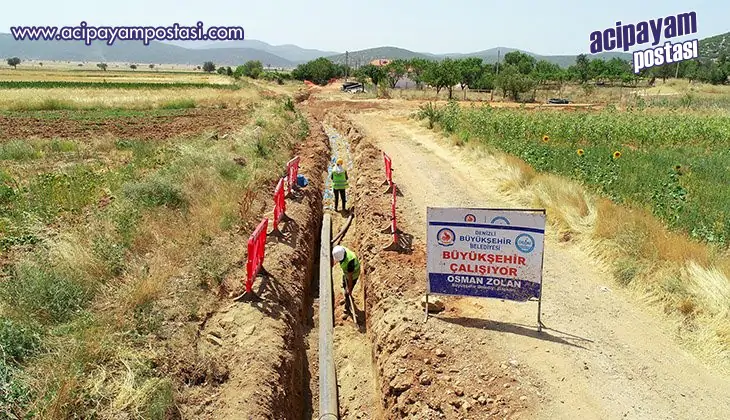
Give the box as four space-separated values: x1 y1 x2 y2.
342 82 365 93
547 98 570 104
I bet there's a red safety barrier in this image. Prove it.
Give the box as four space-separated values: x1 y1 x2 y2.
270 178 291 238
286 156 300 197
245 218 268 294
382 152 393 187
381 152 401 196
382 182 404 252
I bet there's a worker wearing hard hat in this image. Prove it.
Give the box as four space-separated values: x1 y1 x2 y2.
331 158 348 212
332 245 361 314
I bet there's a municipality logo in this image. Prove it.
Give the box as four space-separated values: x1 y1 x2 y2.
515 233 535 253
491 216 510 225
464 214 476 222
437 228 456 247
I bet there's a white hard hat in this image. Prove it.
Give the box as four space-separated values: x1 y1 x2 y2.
332 245 345 262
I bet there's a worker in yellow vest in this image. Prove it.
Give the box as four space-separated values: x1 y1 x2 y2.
331 158 348 212
332 245 361 314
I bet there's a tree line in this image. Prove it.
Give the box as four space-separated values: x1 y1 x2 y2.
288 52 730 101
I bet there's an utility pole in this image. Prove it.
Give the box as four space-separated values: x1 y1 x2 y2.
491 49 500 102
345 51 349 81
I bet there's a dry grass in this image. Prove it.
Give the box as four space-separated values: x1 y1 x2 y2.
0 67 232 84
0 86 257 110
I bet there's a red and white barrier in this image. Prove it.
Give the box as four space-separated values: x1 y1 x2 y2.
286 156 300 197
382 182 405 252
270 177 288 237
244 218 268 295
382 152 401 196
382 152 393 187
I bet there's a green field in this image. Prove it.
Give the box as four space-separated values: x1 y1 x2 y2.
420 102 730 245
0 80 239 90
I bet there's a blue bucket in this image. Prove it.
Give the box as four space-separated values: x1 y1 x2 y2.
297 174 309 187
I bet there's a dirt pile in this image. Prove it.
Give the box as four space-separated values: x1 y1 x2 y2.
323 112 536 419
165 113 329 419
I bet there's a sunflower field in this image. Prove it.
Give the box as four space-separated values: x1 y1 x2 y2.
418 102 730 246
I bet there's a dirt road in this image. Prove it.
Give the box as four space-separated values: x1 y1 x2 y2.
347 109 730 420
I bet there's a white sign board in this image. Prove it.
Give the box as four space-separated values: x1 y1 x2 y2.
426 207 546 302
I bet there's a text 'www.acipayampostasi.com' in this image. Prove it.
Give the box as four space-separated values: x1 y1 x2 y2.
9 21 245 46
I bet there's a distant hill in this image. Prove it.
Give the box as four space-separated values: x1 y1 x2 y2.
190 40 340 63
165 39 339 63
0 34 295 67
327 46 633 68
326 47 436 66
699 31 730 61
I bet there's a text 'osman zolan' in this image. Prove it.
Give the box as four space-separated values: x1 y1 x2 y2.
588 12 699 74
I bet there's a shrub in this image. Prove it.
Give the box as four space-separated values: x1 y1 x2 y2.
123 177 187 209
284 97 295 112
0 318 42 364
0 141 41 161
1 262 90 325
0 361 32 416
416 102 441 129
160 99 196 109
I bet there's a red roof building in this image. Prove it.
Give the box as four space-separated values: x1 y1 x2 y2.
370 59 391 66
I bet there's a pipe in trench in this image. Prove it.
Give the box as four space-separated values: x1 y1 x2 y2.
318 213 338 420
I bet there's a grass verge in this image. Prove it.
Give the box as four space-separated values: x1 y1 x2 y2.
0 91 310 417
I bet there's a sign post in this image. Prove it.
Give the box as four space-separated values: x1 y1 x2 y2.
425 207 546 331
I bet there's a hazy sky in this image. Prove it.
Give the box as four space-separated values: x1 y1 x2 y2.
1 0 727 55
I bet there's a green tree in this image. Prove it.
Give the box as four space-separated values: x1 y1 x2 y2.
241 60 264 79
129 64 137 70
202 61 216 73
7 57 20 69
384 59 408 88
355 68 368 87
679 60 700 82
531 60 560 86
574 54 590 84
496 64 536 101
471 71 495 90
503 51 536 75
97 63 108 71
407 58 430 89
652 63 675 83
423 58 460 99
458 57 483 93
359 64 386 89
291 57 342 85
588 59 607 83
149 64 155 70
604 58 631 85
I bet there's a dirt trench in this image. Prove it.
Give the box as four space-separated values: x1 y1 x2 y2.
171 112 330 420
322 112 537 419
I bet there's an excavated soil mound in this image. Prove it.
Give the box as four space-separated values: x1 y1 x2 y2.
324 112 537 419
170 113 329 419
